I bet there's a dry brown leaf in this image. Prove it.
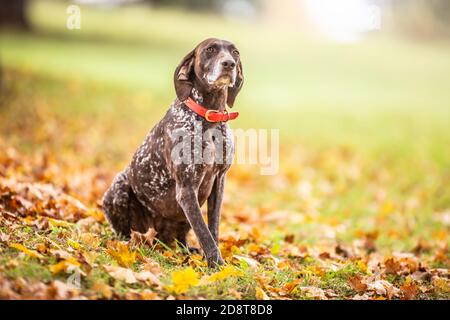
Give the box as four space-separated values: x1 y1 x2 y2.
47 280 80 300
278 279 301 296
299 286 328 300
228 288 243 299
50 249 75 260
400 282 418 300
130 228 157 247
348 274 368 293
367 280 399 299
91 281 113 299
104 265 137 284
0 232 10 242
134 270 163 287
384 257 401 274
124 290 160 300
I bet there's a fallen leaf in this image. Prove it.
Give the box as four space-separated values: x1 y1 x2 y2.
50 249 74 260
384 257 401 275
232 255 259 269
48 218 71 228
142 257 162 277
201 265 244 284
104 265 137 284
167 267 199 294
299 286 328 300
255 286 270 300
36 242 48 254
279 279 301 296
91 281 112 299
348 274 368 293
47 280 79 300
106 241 136 267
0 232 10 242
84 208 105 222
9 243 44 259
134 270 162 287
432 277 449 294
401 281 418 300
335 244 352 258
228 288 242 299
79 233 101 249
130 228 157 247
124 289 160 300
284 234 295 243
67 239 81 250
49 257 81 275
367 280 399 299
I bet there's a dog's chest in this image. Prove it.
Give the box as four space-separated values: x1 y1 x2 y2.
168 104 235 168
128 104 234 211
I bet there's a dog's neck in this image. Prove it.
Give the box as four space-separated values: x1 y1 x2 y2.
190 86 227 112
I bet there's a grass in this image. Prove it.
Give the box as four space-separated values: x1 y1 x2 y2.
0 0 449 299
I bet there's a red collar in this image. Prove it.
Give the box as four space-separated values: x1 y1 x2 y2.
184 97 239 122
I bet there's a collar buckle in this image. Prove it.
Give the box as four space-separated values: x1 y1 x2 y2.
205 109 220 122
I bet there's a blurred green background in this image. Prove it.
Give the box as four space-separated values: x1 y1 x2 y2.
1 0 449 150
0 0 449 250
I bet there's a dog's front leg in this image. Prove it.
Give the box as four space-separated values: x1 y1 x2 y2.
176 185 224 267
207 174 225 245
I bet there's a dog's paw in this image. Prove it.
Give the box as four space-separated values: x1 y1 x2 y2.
187 246 201 255
206 252 224 268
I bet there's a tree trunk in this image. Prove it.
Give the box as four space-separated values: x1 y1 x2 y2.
0 0 30 30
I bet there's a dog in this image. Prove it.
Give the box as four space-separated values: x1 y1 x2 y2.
102 38 243 267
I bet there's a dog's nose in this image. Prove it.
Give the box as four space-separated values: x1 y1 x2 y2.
221 60 236 70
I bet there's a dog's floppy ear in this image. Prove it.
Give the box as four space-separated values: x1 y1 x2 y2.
227 60 243 107
174 49 195 102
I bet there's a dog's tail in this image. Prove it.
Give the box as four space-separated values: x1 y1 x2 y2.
102 170 133 237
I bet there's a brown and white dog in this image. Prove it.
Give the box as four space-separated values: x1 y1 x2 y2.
102 38 243 267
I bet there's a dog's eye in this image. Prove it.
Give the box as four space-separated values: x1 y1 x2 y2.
232 49 240 56
206 47 215 53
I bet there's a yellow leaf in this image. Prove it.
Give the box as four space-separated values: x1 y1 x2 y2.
67 239 81 250
379 201 394 215
356 259 368 273
202 265 243 284
84 208 105 222
82 251 99 266
167 267 199 294
106 241 136 268
79 233 101 249
255 286 270 300
49 257 81 275
10 243 44 259
433 277 450 293
48 218 71 228
276 259 290 270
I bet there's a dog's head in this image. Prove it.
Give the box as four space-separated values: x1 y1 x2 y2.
174 38 244 107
